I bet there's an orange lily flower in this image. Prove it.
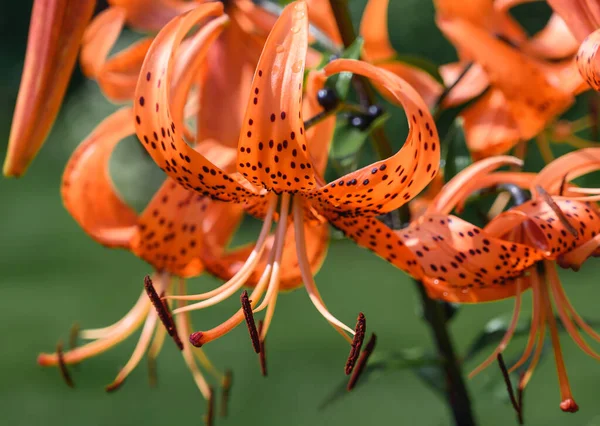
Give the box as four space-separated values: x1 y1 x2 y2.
133 2 439 357
422 148 600 412
437 15 585 159
35 106 247 398
305 0 443 108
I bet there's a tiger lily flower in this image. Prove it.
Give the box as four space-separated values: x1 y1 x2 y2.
35 106 248 399
133 1 439 359
305 0 443 108
437 15 586 159
428 148 600 413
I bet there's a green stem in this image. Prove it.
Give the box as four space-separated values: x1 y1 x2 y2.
415 282 477 426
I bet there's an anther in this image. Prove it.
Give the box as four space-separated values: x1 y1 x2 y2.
347 333 377 391
345 313 366 375
241 290 261 353
69 322 79 351
258 320 267 377
517 372 526 425
56 341 75 388
144 275 184 350
206 387 215 426
497 353 522 423
535 185 578 237
220 370 233 417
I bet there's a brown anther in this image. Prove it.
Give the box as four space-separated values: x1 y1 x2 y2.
241 290 260 353
345 312 366 375
144 275 184 350
69 322 79 351
347 333 377 391
205 387 215 426
220 370 233 417
496 353 522 423
558 174 568 197
517 372 525 425
56 341 74 388
258 320 267 377
560 398 579 413
535 185 578 237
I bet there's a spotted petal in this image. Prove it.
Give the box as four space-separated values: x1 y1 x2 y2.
313 59 440 217
4 0 95 177
134 3 260 203
577 29 600 91
62 108 138 249
533 147 600 195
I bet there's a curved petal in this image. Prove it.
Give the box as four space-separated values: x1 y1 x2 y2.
305 0 341 46
4 0 96 177
547 0 600 42
407 215 541 303
236 1 318 192
360 0 396 62
522 14 579 60
577 28 600 91
313 59 440 216
427 155 523 215
461 90 522 159
438 17 574 139
533 147 600 195
62 108 138 249
134 4 260 203
376 61 443 109
108 0 197 32
439 62 489 107
304 71 335 177
80 7 127 79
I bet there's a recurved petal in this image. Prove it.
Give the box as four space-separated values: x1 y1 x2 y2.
134 4 259 203
236 1 317 192
313 59 440 216
108 0 197 32
532 147 600 195
439 62 489 107
80 7 127 79
376 61 443 109
547 0 600 42
577 29 600 91
62 107 138 249
438 17 574 139
406 215 541 303
460 90 522 159
305 0 341 46
4 0 96 177
360 0 396 62
521 13 579 60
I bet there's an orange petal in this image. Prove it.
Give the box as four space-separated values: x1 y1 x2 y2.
304 71 335 177
439 17 574 139
80 7 127 79
547 0 600 42
439 62 489 107
236 1 317 192
376 61 443 109
314 59 440 215
4 0 95 177
407 215 540 303
533 147 600 195
522 14 579 59
134 4 259 203
305 0 341 46
108 0 197 32
360 0 396 62
62 107 138 249
577 28 600 91
461 90 522 159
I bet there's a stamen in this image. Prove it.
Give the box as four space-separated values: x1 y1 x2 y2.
345 313 366 375
293 197 354 342
206 387 215 426
56 341 75 388
535 185 578 237
144 275 183 350
496 353 522 424
69 323 79 351
220 370 233 417
559 174 568 196
347 333 377 391
241 290 261 353
258 320 267 377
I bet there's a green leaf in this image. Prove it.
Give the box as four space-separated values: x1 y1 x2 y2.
442 117 472 183
325 37 364 101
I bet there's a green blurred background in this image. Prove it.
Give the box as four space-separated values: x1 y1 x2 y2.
1 1 600 425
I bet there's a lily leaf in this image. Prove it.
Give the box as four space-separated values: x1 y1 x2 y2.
442 117 472 183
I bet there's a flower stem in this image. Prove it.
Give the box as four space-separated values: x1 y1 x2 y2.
415 282 477 426
328 0 393 160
